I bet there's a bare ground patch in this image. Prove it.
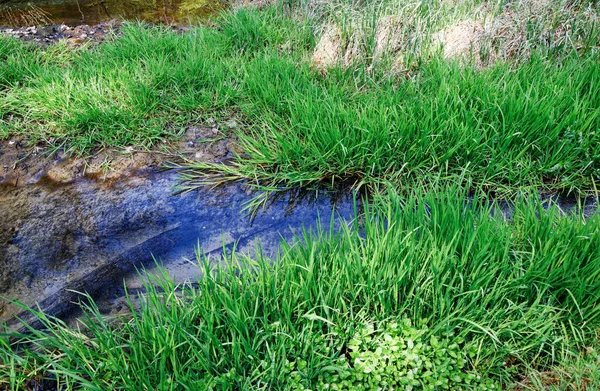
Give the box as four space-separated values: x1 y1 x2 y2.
0 124 240 187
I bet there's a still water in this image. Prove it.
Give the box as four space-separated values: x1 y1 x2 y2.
0 0 224 26
0 169 356 327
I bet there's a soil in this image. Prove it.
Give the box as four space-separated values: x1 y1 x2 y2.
0 124 240 187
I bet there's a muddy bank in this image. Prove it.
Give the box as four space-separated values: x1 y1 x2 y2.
0 19 122 46
0 122 286 328
0 124 237 187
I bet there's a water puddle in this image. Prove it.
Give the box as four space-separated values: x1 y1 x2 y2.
0 169 356 327
0 0 224 27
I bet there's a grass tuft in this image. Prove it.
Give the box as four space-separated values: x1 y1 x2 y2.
1 3 598 192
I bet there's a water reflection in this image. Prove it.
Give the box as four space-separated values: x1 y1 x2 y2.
0 0 225 26
0 169 356 327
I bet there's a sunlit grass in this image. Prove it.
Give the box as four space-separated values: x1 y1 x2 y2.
1 2 598 193
186 51 600 196
1 189 599 390
1 2 599 389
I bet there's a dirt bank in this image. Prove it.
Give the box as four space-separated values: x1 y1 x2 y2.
0 19 123 46
0 124 239 187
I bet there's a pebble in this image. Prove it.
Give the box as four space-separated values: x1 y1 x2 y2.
0 20 121 47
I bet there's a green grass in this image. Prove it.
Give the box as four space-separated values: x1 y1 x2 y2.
1 189 599 390
522 347 600 390
1 2 599 193
1 3 599 388
189 52 600 194
0 7 314 151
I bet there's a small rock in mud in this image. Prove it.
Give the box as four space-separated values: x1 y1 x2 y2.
0 19 121 46
0 123 239 187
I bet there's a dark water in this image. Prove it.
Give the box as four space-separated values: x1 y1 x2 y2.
0 169 356 327
0 0 224 27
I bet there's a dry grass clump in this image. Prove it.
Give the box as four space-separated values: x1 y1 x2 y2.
435 18 486 59
478 0 600 64
312 23 344 68
300 0 599 71
232 0 277 10
306 1 433 72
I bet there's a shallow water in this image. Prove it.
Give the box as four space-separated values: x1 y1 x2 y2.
0 169 356 327
0 0 223 27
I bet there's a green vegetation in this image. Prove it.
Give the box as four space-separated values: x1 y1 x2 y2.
1 0 599 193
2 189 599 390
2 0 600 389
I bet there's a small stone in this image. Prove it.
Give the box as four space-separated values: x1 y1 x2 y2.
80 33 88 39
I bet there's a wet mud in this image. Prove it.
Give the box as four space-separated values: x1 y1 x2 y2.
0 124 237 187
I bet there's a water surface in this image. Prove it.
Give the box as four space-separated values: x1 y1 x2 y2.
0 0 224 26
0 169 356 327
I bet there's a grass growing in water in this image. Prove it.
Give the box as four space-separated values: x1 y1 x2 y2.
1 189 599 390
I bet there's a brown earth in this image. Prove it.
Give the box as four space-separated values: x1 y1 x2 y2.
0 124 240 187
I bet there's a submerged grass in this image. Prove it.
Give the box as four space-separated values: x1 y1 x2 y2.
1 1 599 193
1 189 599 390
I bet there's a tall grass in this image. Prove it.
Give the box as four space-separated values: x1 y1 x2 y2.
192 51 600 194
1 7 599 193
1 189 599 390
